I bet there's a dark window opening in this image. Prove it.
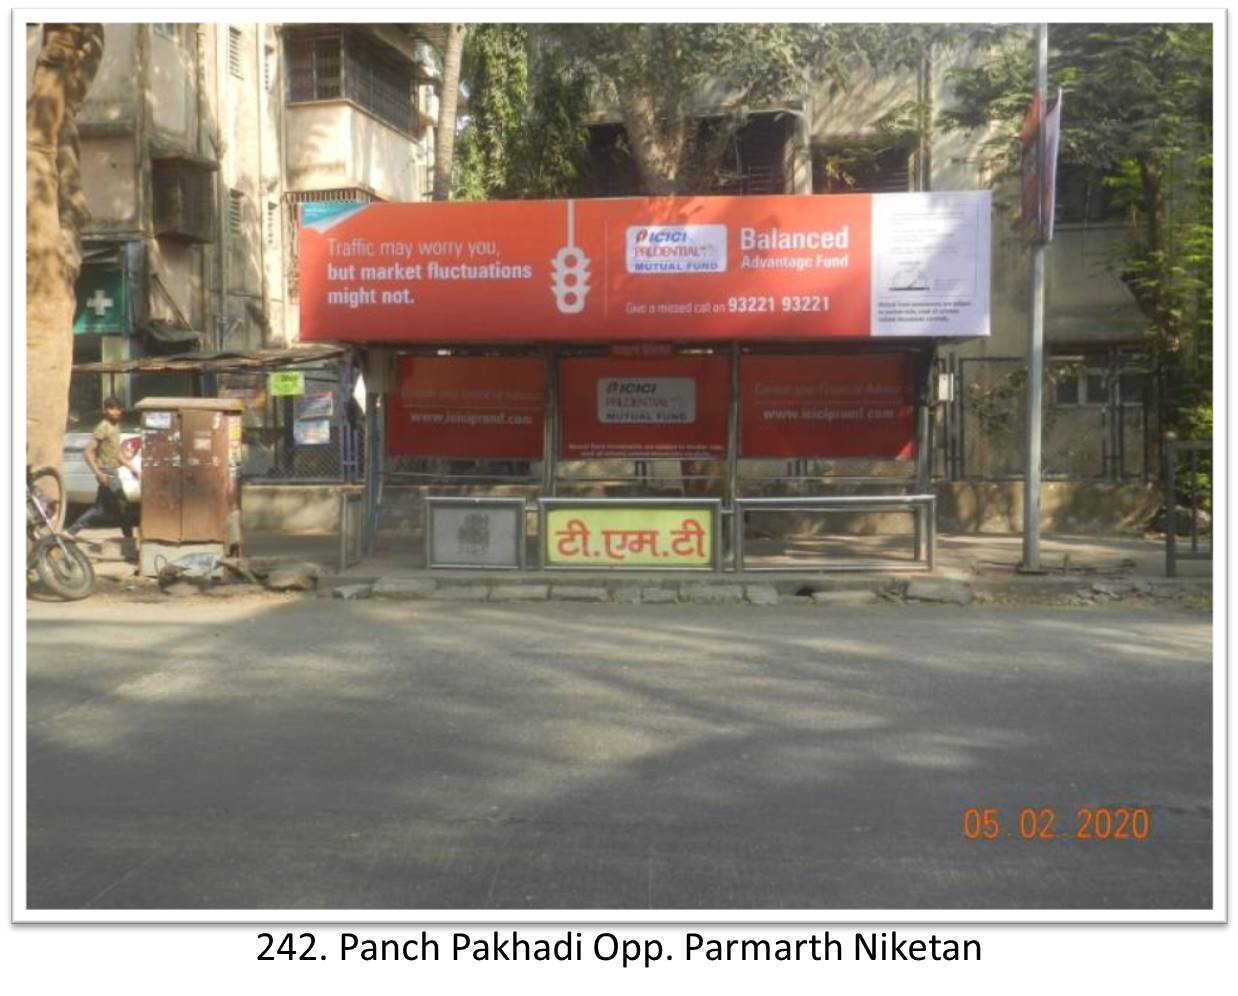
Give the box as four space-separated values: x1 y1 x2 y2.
699 113 794 196
1054 162 1126 226
813 142 913 194
152 158 216 244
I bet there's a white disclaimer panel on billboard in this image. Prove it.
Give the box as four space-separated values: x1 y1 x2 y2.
870 191 991 337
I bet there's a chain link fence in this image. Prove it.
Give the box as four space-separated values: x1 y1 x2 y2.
217 362 364 482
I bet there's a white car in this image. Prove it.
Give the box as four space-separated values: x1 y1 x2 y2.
63 417 142 506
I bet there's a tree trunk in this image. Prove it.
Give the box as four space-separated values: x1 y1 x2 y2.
26 23 103 476
432 24 467 201
618 88 687 195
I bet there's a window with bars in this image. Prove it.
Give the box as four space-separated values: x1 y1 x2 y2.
286 28 413 134
1053 367 1147 407
813 143 914 194
228 27 244 78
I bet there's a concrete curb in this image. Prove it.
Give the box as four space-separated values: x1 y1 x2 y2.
311 573 1210 608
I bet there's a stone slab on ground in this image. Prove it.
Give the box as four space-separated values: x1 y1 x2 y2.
681 583 745 605
745 584 780 606
810 589 880 606
266 566 319 592
372 578 437 599
491 584 549 602
904 579 973 605
640 587 678 604
332 583 373 600
550 586 610 602
431 586 489 602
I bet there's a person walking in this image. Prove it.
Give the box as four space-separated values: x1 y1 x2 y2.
66 397 140 543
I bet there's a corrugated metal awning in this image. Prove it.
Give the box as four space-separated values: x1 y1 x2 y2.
73 343 349 375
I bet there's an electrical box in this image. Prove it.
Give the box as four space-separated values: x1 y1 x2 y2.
135 397 244 576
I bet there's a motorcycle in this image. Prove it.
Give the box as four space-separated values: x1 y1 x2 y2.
27 465 95 601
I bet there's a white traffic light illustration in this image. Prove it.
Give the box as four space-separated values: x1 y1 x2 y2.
551 200 590 314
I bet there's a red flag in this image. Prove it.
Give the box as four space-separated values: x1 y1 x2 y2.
1019 92 1042 240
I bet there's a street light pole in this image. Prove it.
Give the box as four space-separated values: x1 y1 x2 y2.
1022 23 1049 571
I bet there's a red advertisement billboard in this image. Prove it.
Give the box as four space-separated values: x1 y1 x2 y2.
740 354 915 460
559 355 730 459
387 356 545 458
298 192 990 343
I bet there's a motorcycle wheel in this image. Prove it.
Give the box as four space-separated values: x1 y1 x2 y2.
29 465 66 533
33 535 95 600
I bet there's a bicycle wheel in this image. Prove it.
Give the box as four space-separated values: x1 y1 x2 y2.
29 464 66 533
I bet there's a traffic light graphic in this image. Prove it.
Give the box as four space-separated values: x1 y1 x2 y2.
551 200 590 314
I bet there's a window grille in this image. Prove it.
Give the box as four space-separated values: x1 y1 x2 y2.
228 27 244 78
286 27 413 134
228 189 245 236
813 143 914 194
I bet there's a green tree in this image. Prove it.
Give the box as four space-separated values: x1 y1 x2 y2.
455 25 591 200
941 23 1213 432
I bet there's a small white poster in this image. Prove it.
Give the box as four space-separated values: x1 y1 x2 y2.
870 191 990 337
293 419 331 446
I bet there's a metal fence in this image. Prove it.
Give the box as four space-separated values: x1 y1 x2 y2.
937 352 1154 481
1164 436 1211 577
217 361 364 482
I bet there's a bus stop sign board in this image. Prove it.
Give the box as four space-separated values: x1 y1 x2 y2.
298 192 990 343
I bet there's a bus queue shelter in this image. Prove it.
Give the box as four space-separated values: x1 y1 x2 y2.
297 192 991 572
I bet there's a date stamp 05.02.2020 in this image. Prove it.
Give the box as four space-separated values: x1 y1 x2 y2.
962 806 1151 842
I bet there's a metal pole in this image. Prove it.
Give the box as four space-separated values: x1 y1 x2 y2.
727 342 740 572
1021 23 1048 570
1165 433 1177 577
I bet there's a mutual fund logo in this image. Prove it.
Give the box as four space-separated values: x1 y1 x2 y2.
598 378 697 423
625 225 727 274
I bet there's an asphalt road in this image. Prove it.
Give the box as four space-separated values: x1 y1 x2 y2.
24 594 1213 911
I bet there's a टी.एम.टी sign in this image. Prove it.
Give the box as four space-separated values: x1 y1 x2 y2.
543 502 718 569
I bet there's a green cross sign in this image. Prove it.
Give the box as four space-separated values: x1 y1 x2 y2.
73 267 127 334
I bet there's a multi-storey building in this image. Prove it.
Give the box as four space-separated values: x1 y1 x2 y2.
27 22 439 416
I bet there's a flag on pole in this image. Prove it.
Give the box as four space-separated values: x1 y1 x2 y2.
1041 87 1064 243
1019 87 1064 244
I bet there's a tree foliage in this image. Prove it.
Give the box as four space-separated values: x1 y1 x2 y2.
941 23 1213 432
455 25 592 200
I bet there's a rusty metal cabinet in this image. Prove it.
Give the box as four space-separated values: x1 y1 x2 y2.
136 398 243 574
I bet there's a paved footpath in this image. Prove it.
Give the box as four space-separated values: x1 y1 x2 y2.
25 596 1213 911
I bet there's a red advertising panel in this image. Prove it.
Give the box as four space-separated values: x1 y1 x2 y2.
387 356 545 458
298 192 991 342
559 355 730 459
740 354 915 460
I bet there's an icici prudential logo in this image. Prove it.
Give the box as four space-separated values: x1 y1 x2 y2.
551 200 591 314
